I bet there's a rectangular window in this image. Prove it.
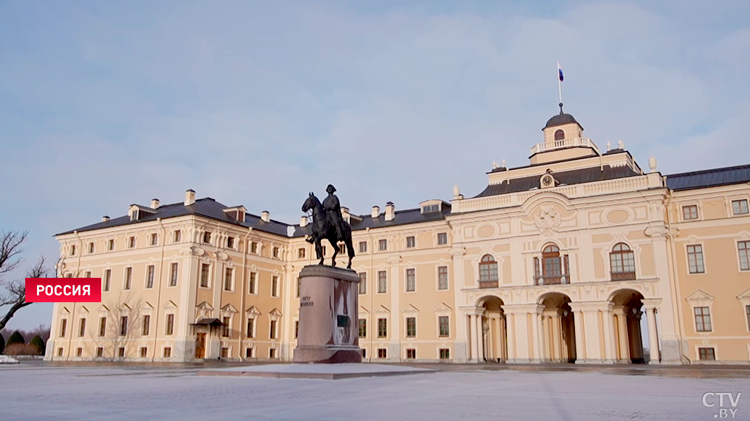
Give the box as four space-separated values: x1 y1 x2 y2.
269 349 276 358
687 245 705 274
170 263 179 287
224 268 234 291
221 347 229 358
732 199 749 215
173 230 181 242
271 276 279 297
88 242 94 254
295 321 299 339
249 272 257 294
150 233 157 246
166 314 174 335
298 248 306 259
76 347 82 357
439 316 450 337
146 265 155 289
250 241 258 254
358 319 367 338
142 315 150 336
379 239 387 251
406 317 416 337
739 241 750 271
358 272 367 294
245 348 254 358
120 316 128 336
84 271 91 278
270 320 277 339
378 348 387 359
96 347 104 358
57 347 63 357
378 271 387 293
103 269 111 292
406 236 415 248
140 347 148 358
78 318 86 337
694 307 712 332
359 241 367 253
128 236 136 248
378 318 387 338
362 349 366 358
698 347 716 360
98 317 106 337
108 239 114 251
227 236 235 249
163 347 172 358
222 317 230 337
437 232 448 245
124 267 132 290
406 268 415 292
118 347 125 358
682 205 699 220
200 264 210 288
406 349 416 359
70 245 76 256
273 247 279 258
438 266 448 290
296 277 301 298
203 232 211 244
246 318 254 338
746 305 750 331
440 348 450 359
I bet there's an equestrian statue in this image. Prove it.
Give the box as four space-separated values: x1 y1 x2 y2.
301 184 355 269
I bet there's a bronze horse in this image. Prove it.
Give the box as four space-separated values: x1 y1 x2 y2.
301 193 355 268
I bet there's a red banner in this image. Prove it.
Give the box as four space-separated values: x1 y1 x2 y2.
25 278 102 303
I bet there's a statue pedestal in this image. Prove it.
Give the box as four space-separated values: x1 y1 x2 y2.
293 265 362 364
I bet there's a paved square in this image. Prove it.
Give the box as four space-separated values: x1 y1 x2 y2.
2 363 748 420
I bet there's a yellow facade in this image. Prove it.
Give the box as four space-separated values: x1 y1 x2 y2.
45 112 750 364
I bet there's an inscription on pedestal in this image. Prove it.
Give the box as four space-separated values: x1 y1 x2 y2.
301 296 314 307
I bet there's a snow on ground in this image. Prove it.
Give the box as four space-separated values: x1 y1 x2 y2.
1 363 748 421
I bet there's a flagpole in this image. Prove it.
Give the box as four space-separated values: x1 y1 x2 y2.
557 62 563 112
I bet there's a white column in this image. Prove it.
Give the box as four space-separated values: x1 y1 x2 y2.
475 313 483 362
646 307 660 364
573 309 585 363
551 313 562 362
532 310 542 362
506 313 516 361
468 314 476 362
495 317 503 361
602 306 617 363
616 310 630 362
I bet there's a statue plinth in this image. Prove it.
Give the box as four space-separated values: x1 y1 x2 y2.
293 265 362 363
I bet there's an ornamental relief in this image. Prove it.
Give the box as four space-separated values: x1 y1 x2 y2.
534 205 562 236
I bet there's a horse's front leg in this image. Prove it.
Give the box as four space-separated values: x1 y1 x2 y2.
330 242 339 267
315 239 324 265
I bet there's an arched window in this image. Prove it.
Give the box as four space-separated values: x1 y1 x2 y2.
534 244 570 285
479 254 498 285
554 129 565 141
610 243 636 280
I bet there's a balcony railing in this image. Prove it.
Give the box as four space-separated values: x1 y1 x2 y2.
610 271 636 281
530 137 599 156
533 274 570 285
478 280 499 289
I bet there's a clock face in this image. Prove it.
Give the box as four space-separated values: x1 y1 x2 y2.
542 175 553 186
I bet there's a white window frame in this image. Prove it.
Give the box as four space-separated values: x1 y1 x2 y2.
405 268 416 293
437 265 449 291
686 243 706 275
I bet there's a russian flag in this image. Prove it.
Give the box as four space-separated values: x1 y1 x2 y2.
557 62 564 82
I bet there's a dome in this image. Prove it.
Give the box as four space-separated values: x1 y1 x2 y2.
543 104 583 130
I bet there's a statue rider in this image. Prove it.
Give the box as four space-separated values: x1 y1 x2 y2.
323 184 344 241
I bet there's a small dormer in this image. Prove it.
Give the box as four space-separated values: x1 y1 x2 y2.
128 204 156 221
530 105 599 165
419 199 450 214
223 206 247 223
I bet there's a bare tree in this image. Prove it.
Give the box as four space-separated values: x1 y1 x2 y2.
0 230 49 331
91 292 143 360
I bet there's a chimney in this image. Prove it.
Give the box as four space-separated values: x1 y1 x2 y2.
261 211 270 222
151 198 160 209
371 205 380 219
102 216 110 222
385 201 395 221
300 216 308 227
184 189 195 206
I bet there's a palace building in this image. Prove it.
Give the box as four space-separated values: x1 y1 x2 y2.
45 108 750 365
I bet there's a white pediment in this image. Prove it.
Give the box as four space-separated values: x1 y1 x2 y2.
359 306 370 315
246 306 261 316
221 304 238 314
433 302 453 313
76 306 89 314
140 302 154 311
400 304 420 314
162 300 177 310
269 308 283 317
58 306 70 315
118 303 132 313
374 305 390 314
196 301 214 311
737 288 750 305
96 305 110 314
685 290 715 302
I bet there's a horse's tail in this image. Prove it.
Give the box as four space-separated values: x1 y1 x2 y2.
343 222 355 257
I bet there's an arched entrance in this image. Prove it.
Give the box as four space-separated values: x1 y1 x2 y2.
538 292 576 363
478 296 507 362
610 289 646 364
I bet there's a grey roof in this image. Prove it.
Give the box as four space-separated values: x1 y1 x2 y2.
475 165 641 198
56 198 293 237
666 164 750 191
289 207 450 237
544 113 582 130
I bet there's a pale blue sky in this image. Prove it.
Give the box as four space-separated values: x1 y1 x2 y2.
1 0 749 330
